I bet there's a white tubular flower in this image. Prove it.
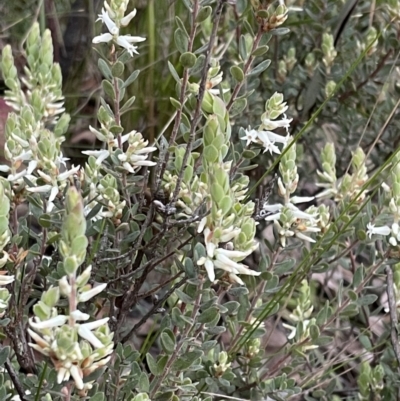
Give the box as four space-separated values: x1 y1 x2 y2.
240 128 289 155
366 222 391 238
29 315 68 330
78 283 107 303
82 150 110 165
367 222 400 246
0 272 15 285
93 7 146 57
197 228 260 284
261 114 293 131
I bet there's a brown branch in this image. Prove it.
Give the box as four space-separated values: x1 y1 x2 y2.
121 275 187 343
4 354 28 401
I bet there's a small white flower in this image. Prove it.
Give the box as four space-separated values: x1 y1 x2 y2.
240 129 258 146
0 273 14 285
261 115 293 131
82 150 110 165
366 222 391 239
29 315 68 330
78 283 107 303
93 8 146 57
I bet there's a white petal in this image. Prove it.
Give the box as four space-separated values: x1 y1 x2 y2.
0 274 14 285
116 36 139 56
120 9 137 26
78 283 107 303
58 165 80 181
204 259 215 282
99 8 118 35
29 315 68 330
78 325 104 349
80 317 109 331
215 248 251 259
295 232 316 243
290 196 315 204
92 33 113 44
132 160 157 166
57 367 69 384
82 150 110 165
26 185 53 193
70 310 90 321
136 146 157 154
70 364 84 390
118 34 146 44
229 273 245 285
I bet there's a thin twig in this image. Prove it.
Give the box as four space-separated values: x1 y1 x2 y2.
4 355 27 401
121 275 187 343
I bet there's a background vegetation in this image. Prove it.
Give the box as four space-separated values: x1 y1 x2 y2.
0 0 399 400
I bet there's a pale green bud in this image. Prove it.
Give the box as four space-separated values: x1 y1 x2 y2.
132 393 150 401
42 286 60 308
322 33 337 72
325 80 336 98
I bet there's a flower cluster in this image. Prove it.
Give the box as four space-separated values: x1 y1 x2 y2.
367 154 400 246
0 23 77 212
316 143 369 203
93 1 146 57
261 137 322 247
240 92 291 155
282 279 319 351
194 100 260 284
28 188 113 391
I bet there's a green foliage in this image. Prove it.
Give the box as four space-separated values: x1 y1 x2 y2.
0 0 399 399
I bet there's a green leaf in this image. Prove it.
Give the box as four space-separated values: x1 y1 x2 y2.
248 59 271 77
222 301 240 315
120 96 136 115
146 353 158 376
348 290 358 302
38 213 52 228
175 289 194 304
174 28 188 54
314 336 333 346
189 54 205 76
122 69 140 89
0 346 10 366
98 59 112 80
357 294 378 306
230 65 244 82
271 27 290 36
274 258 295 274
168 61 181 84
180 52 197 68
204 145 219 163
160 330 176 355
196 6 212 23
102 79 115 99
157 355 169 374
239 34 247 60
138 372 149 392
171 350 203 372
230 98 247 117
111 61 124 77
89 393 105 401
198 307 219 324
228 286 249 297
251 45 269 57
341 303 359 317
